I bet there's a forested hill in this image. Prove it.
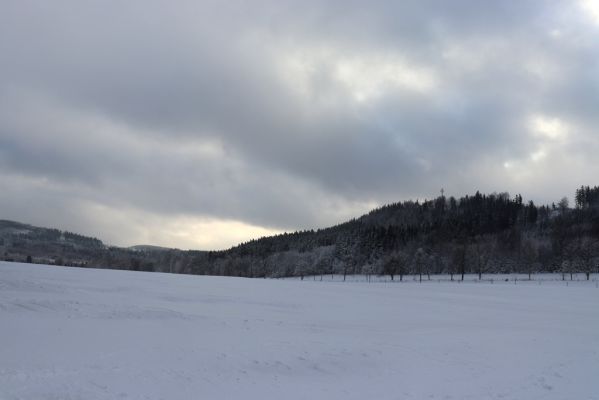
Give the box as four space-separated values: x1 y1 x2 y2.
3 186 599 279
0 219 105 266
196 188 598 278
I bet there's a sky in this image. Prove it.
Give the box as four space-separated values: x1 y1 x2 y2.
1 1 598 250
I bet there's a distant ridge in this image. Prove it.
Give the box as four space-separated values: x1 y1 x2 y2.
1 186 599 279
129 245 173 252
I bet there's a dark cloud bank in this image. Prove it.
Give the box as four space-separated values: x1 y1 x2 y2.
1 1 598 249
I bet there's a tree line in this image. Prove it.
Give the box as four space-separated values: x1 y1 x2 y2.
185 186 599 280
3 186 599 280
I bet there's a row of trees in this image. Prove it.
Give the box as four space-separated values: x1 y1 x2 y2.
3 188 599 280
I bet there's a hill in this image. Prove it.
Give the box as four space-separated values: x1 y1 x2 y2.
0 219 105 265
2 186 599 278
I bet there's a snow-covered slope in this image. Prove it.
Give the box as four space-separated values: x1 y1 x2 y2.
1 262 598 400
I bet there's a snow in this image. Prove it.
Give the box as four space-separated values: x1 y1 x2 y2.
1 261 598 400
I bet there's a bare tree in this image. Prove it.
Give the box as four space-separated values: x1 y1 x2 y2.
560 260 569 281
579 237 599 280
472 237 494 280
563 241 577 280
415 248 426 282
362 260 381 282
383 251 407 281
558 196 569 213
451 243 467 281
521 238 538 280
427 254 435 280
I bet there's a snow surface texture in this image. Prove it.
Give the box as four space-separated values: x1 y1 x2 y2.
1 262 598 400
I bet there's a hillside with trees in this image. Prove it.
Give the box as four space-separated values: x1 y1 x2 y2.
2 186 599 280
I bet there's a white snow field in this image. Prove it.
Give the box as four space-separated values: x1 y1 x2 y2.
1 262 598 400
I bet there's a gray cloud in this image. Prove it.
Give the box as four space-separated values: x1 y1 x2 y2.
1 0 598 248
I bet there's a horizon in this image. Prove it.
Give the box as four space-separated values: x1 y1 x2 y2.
1 187 576 251
1 1 598 249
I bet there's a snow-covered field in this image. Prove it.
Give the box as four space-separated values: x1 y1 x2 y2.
1 262 598 400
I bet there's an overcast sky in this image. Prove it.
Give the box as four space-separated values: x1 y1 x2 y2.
1 1 598 249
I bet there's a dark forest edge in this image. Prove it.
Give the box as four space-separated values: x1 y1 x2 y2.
2 186 599 280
